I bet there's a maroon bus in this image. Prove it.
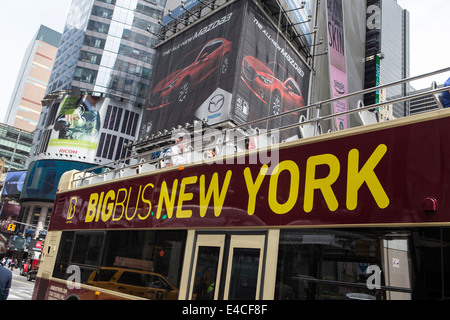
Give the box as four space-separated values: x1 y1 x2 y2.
32 106 450 300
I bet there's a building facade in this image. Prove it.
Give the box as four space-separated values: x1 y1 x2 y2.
3 25 61 132
46 0 166 106
0 123 34 173
15 0 167 245
0 124 33 256
409 86 441 115
364 0 410 118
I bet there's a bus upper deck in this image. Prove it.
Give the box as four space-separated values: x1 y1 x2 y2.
64 66 450 193
32 68 450 301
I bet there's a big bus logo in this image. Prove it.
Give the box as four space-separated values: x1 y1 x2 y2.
67 197 77 221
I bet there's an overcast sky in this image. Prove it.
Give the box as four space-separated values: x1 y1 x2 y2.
0 0 448 123
396 0 450 89
0 0 72 122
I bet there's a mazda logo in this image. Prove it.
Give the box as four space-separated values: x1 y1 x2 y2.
208 94 225 113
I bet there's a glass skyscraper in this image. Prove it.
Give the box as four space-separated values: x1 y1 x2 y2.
15 0 167 242
364 0 410 118
379 0 410 117
46 0 166 105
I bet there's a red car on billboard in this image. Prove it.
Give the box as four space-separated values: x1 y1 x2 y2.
241 55 305 115
148 38 232 111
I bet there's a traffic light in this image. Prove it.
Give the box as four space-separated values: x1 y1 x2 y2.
7 224 16 232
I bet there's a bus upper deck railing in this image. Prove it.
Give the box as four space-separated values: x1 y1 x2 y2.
69 67 450 189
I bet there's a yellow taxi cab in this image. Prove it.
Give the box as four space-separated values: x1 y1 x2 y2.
87 267 179 300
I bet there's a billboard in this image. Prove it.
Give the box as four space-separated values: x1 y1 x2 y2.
37 93 140 164
140 0 311 140
1 170 27 197
0 202 20 234
234 0 310 137
49 95 101 155
20 160 99 202
326 0 349 130
141 3 241 137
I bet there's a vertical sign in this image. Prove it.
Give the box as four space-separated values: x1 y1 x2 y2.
326 0 348 131
375 54 381 104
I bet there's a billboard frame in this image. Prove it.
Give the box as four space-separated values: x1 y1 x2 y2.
141 0 313 143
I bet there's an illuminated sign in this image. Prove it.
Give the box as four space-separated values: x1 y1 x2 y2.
2 171 27 196
20 160 97 202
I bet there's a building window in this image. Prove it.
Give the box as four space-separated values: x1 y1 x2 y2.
74 67 98 84
87 20 110 34
79 51 102 65
31 207 41 226
45 208 52 229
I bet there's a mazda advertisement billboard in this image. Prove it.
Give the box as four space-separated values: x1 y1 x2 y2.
235 0 311 138
140 0 311 140
140 2 242 137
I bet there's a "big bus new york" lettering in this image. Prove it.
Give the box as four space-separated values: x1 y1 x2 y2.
72 144 389 224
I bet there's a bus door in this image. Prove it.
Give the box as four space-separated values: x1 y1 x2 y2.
187 233 267 300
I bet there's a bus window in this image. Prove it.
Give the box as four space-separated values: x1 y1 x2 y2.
227 248 261 300
275 229 413 300
192 246 221 300
71 233 104 266
52 231 74 279
52 230 187 300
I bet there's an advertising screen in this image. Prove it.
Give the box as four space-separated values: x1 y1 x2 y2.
140 0 311 141
326 0 348 130
0 203 20 221
20 160 98 202
0 202 20 234
1 170 27 197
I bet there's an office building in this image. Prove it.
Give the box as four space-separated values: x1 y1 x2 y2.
46 0 166 106
4 25 61 132
0 123 34 172
409 86 442 115
365 0 410 118
17 0 166 239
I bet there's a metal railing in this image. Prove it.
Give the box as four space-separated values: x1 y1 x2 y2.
70 67 450 188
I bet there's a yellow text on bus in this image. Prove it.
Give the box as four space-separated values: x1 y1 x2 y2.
81 144 389 224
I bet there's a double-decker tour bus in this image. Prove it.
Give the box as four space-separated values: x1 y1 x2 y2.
31 67 450 301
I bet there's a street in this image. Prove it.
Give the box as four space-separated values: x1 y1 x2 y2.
6 267 35 300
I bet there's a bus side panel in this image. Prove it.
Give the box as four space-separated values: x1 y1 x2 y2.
33 278 124 300
36 231 62 279
33 231 62 300
32 277 50 300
